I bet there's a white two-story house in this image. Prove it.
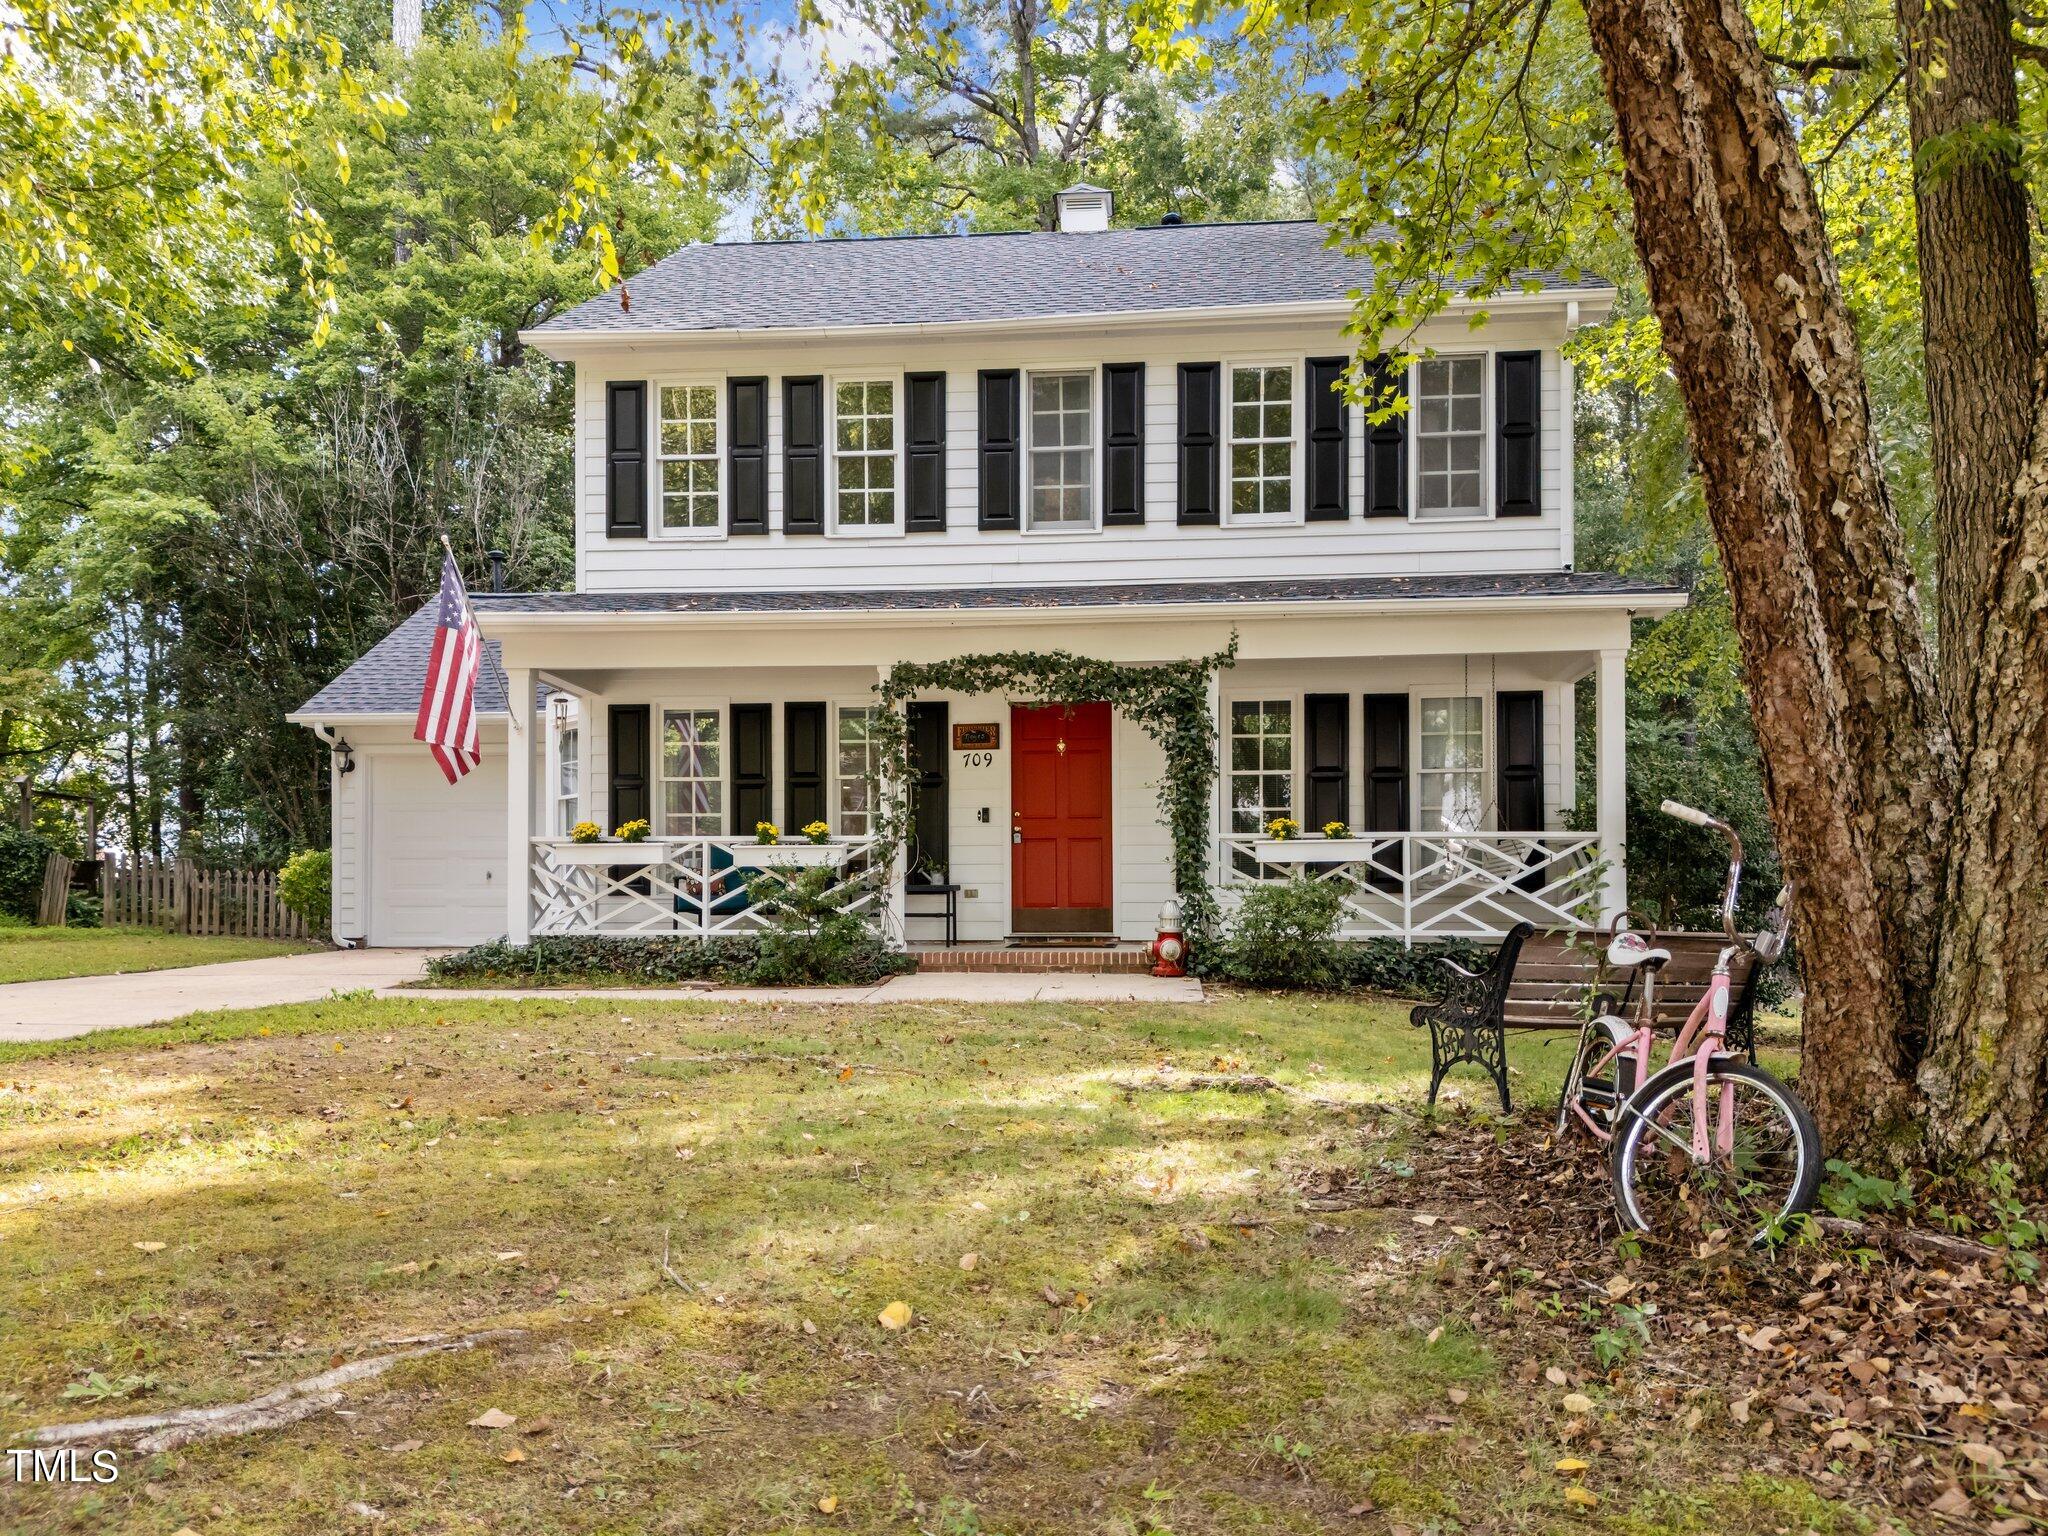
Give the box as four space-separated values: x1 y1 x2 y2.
290 187 1683 952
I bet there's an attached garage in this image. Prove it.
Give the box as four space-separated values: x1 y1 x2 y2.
366 752 508 947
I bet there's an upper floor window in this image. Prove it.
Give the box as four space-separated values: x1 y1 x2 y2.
834 379 898 531
660 706 722 835
658 383 720 535
1415 356 1486 519
1228 363 1295 519
1028 371 1094 529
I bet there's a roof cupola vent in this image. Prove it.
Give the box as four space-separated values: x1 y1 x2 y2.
1159 210 1186 226
1054 183 1112 233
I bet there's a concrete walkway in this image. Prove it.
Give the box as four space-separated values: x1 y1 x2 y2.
0 950 1203 1043
0 948 444 1043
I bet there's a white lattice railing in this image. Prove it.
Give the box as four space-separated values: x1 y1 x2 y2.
529 836 895 941
1220 831 1606 942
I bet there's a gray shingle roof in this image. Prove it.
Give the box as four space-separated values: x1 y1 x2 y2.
291 572 1682 718
528 221 1613 337
291 600 522 719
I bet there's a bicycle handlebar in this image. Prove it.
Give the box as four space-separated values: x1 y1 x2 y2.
1660 798 1717 829
1660 800 1745 943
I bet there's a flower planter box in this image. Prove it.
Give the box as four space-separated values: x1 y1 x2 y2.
739 841 852 869
537 840 667 866
1251 836 1385 865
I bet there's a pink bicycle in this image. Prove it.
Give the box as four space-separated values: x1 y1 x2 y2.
1557 799 1820 1240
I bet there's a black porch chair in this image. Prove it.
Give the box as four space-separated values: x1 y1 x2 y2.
1409 921 1534 1112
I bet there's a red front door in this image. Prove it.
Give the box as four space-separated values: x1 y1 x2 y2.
1011 702 1113 934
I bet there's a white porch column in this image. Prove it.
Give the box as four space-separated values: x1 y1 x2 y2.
878 666 907 949
1595 646 1628 924
506 666 533 943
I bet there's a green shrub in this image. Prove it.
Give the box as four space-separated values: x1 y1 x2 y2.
424 931 915 989
65 892 103 928
1201 876 1492 996
0 826 57 921
278 849 332 931
742 865 886 988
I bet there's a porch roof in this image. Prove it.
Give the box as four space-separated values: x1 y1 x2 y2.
291 570 1683 720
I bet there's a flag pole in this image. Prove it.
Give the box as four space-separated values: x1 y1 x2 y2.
441 534 522 735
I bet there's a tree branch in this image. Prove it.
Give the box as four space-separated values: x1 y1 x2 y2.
1761 50 1869 77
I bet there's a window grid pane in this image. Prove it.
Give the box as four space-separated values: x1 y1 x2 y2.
658 384 719 531
834 380 897 528
1227 698 1294 876
1415 357 1486 519
1418 695 1485 832
1228 365 1292 518
837 707 882 835
660 708 723 835
1028 371 1093 528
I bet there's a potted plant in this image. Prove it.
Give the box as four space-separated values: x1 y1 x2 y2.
1264 816 1301 841
755 820 781 845
615 819 651 843
802 820 832 845
1321 819 1351 840
570 820 602 844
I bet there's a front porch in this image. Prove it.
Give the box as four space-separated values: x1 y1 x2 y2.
482 581 1667 951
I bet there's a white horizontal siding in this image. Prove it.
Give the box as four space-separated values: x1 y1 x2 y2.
569 310 1577 594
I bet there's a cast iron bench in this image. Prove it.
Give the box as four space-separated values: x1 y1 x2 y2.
1411 925 1764 1112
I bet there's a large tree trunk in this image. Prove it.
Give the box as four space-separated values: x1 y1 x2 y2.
1898 0 2048 1167
1578 0 1950 1148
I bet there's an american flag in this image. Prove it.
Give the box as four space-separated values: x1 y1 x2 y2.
413 550 483 784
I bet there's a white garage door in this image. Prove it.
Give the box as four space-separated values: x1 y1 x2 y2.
368 753 509 947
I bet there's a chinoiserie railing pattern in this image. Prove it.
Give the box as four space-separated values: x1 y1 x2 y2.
1220 830 1605 942
98 856 314 939
529 836 896 942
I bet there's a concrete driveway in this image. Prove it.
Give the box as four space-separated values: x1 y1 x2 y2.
0 948 443 1043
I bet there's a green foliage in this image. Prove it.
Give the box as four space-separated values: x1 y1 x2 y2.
1212 877 1344 988
743 865 890 989
0 827 58 921
423 933 916 989
278 849 333 931
873 642 1237 937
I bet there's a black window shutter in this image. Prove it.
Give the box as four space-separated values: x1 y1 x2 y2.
1303 694 1350 832
1496 691 1544 830
784 703 828 829
977 370 1020 530
727 377 768 535
908 702 950 881
783 377 825 535
731 703 772 833
605 382 648 538
1305 358 1350 522
906 372 947 531
1362 357 1408 519
1362 693 1409 889
1176 362 1221 525
1102 362 1145 526
607 704 652 889
1496 350 1542 517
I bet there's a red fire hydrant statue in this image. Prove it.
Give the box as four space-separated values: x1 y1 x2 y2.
1151 897 1187 978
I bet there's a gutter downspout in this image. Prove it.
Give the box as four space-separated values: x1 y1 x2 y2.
310 724 359 949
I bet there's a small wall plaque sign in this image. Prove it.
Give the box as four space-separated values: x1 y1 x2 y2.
952 722 1000 751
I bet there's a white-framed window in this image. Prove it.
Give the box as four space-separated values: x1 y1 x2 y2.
836 706 883 835
553 717 581 834
659 706 723 836
832 378 899 532
1418 695 1486 833
1027 369 1094 530
1413 355 1488 520
1226 362 1297 520
1227 698 1295 835
657 381 722 536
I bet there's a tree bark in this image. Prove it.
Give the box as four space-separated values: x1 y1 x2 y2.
1578 0 1946 1146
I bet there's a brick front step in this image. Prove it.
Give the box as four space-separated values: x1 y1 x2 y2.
913 944 1155 974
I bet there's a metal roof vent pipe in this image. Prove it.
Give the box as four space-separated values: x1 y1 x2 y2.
1159 210 1186 226
487 549 507 593
1055 184 1112 233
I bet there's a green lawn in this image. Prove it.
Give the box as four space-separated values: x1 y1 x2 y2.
0 993 1850 1536
0 920 317 984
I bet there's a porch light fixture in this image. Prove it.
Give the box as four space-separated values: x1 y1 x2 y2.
332 736 356 775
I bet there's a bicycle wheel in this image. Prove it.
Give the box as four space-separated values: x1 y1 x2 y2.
1609 1058 1821 1241
1555 1015 1637 1139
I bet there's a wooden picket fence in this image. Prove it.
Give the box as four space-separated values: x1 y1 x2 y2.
98 856 313 940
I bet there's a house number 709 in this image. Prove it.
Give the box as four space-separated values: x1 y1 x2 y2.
959 751 995 768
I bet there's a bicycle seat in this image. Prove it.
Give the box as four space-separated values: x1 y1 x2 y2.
1605 931 1671 971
